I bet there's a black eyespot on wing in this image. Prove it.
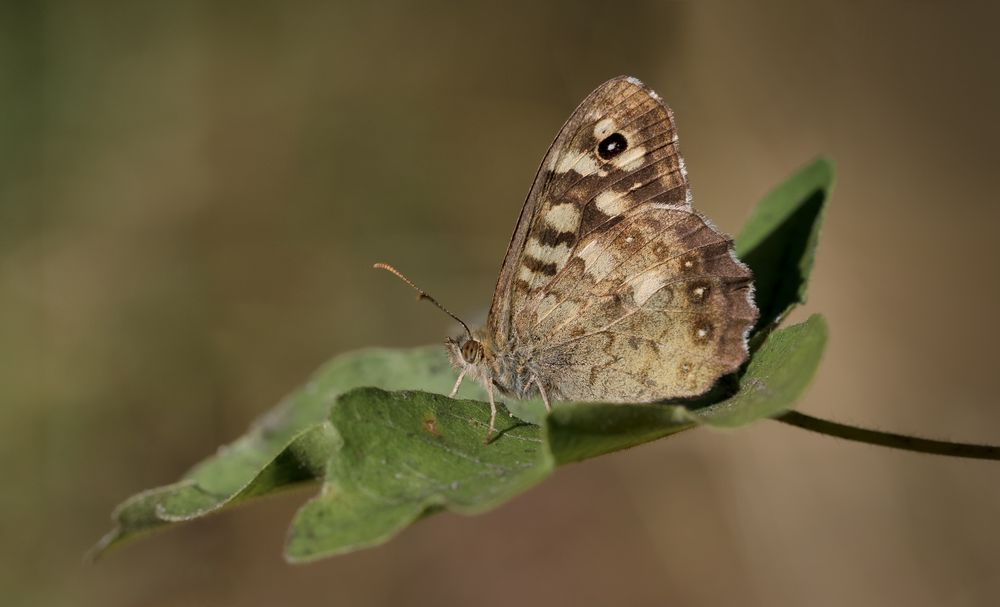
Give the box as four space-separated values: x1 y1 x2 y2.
597 132 628 160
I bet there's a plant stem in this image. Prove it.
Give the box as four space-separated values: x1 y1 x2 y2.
775 411 1000 461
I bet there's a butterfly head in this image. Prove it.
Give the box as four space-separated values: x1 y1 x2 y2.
445 331 499 396
374 261 490 371
446 333 485 367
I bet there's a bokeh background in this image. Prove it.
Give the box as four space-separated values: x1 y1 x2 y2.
3 2 999 605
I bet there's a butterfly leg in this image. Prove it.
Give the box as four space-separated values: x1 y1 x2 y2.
533 377 552 413
485 382 497 444
449 369 467 398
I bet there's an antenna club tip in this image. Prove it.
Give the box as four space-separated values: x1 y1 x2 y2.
374 262 403 276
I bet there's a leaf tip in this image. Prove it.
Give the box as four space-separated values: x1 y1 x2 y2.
85 530 119 563
811 155 836 193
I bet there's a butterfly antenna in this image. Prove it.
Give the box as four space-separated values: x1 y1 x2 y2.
373 262 474 341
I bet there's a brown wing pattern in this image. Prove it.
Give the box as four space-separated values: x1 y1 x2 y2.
486 76 689 347
523 206 756 400
489 76 757 402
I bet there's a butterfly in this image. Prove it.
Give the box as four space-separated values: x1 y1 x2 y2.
377 76 758 442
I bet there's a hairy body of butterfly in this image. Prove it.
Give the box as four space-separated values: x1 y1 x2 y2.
446 330 538 400
442 76 758 442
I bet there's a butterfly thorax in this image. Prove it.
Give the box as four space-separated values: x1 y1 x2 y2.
446 331 538 399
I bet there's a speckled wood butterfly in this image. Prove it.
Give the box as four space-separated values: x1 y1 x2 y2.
377 76 758 441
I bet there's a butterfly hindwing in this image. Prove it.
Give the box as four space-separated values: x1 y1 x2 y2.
525 208 756 400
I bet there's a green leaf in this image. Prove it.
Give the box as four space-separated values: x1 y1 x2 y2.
94 159 833 562
93 347 487 558
92 424 336 557
694 314 828 427
736 157 833 330
96 313 827 561
88 481 195 559
160 345 485 513
286 389 552 561
544 402 694 465
285 314 827 561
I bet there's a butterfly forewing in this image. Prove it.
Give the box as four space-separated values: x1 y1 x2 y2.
488 77 688 339
487 76 756 403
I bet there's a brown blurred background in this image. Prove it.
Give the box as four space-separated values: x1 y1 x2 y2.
3 1 999 606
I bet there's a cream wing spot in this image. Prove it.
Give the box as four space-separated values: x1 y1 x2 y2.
611 144 648 171
525 238 572 265
545 203 581 232
593 117 617 139
576 239 614 277
631 274 669 306
553 151 604 176
595 190 630 216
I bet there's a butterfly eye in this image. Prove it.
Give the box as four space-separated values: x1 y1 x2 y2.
597 132 628 160
461 340 483 364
